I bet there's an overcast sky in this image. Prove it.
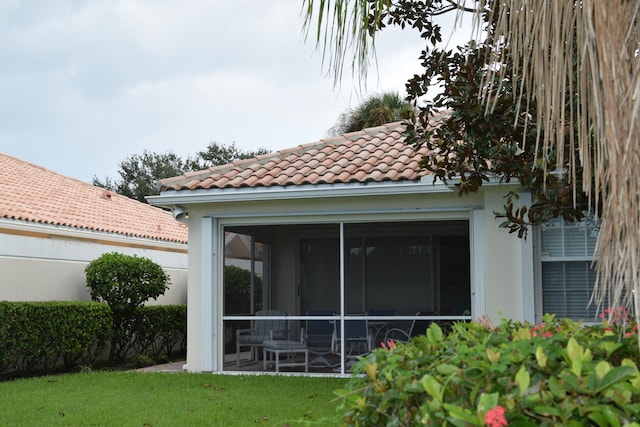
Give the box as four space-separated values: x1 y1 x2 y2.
1 1 473 183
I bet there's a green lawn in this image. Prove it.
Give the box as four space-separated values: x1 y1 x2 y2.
0 372 348 426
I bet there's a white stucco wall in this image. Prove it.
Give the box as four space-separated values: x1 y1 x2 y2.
0 221 188 305
170 183 530 372
479 188 527 324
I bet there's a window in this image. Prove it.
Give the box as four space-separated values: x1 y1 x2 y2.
300 221 470 316
538 214 602 321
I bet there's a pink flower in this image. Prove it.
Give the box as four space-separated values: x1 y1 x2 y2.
485 405 508 427
380 339 396 350
625 324 638 339
529 323 552 338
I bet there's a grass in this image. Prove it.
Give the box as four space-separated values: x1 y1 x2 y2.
0 371 348 426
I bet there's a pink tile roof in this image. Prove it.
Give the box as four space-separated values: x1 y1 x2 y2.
0 153 188 244
160 121 433 191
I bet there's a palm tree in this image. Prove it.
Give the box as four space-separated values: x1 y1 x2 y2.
329 91 415 136
484 1 640 317
302 0 640 319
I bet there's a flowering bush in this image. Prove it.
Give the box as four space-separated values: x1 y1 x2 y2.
337 314 640 426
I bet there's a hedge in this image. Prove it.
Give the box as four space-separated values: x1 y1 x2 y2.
0 302 186 378
131 305 187 361
0 301 111 375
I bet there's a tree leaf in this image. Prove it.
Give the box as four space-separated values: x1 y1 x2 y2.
515 366 530 397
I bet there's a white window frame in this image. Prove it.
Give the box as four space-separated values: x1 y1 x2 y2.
534 214 600 323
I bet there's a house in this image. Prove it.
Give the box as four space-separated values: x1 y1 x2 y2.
0 153 188 304
148 121 599 374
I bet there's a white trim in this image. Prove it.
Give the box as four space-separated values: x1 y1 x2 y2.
338 223 346 375
210 205 480 220
0 218 186 251
470 209 486 320
201 217 215 372
533 225 544 323
519 192 535 323
148 175 516 208
148 180 455 206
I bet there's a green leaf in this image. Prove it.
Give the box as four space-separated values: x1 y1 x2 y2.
595 360 611 379
535 345 547 368
586 405 621 427
436 363 460 375
515 366 530 397
477 392 499 412
532 405 561 417
595 365 637 393
444 403 481 426
548 376 566 399
427 323 444 343
421 375 443 405
566 338 584 376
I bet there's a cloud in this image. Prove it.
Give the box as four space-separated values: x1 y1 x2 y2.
0 0 473 183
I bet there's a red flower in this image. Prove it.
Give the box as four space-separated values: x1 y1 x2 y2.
625 323 638 338
485 405 508 427
380 339 396 350
529 323 552 338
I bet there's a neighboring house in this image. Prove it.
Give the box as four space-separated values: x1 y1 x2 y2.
0 153 188 304
148 121 599 374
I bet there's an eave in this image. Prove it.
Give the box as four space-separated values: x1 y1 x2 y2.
147 178 458 208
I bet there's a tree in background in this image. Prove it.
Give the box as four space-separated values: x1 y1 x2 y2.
187 142 269 171
303 0 640 315
94 150 186 204
329 91 415 136
94 142 268 203
305 0 589 234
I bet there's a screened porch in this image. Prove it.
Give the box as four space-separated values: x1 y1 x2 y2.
221 219 473 374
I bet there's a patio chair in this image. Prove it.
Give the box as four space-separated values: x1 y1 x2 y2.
236 309 289 366
301 310 335 368
331 315 372 356
384 311 433 343
367 309 395 346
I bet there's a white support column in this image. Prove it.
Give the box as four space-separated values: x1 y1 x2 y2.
339 222 345 375
519 192 535 323
470 209 486 320
201 217 217 372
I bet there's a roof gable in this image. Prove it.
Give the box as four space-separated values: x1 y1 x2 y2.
159 122 432 192
0 154 188 244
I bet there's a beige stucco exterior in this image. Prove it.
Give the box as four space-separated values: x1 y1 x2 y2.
0 219 188 305
155 181 532 373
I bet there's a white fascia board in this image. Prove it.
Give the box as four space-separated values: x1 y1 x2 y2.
147 180 455 208
0 218 187 251
438 175 520 192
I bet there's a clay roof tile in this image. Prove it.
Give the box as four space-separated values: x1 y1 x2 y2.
0 153 188 244
158 120 441 192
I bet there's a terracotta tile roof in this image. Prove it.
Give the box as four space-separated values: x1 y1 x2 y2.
160 121 433 191
0 153 188 244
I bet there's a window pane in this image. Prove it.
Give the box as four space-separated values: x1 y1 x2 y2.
542 261 597 321
363 236 434 314
539 214 602 321
564 226 587 257
541 223 563 257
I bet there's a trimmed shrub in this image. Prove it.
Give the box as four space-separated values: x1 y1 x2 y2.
85 252 170 362
0 301 111 376
338 313 640 426
131 305 187 361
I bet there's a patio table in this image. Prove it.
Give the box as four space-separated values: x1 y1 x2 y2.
263 340 309 372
